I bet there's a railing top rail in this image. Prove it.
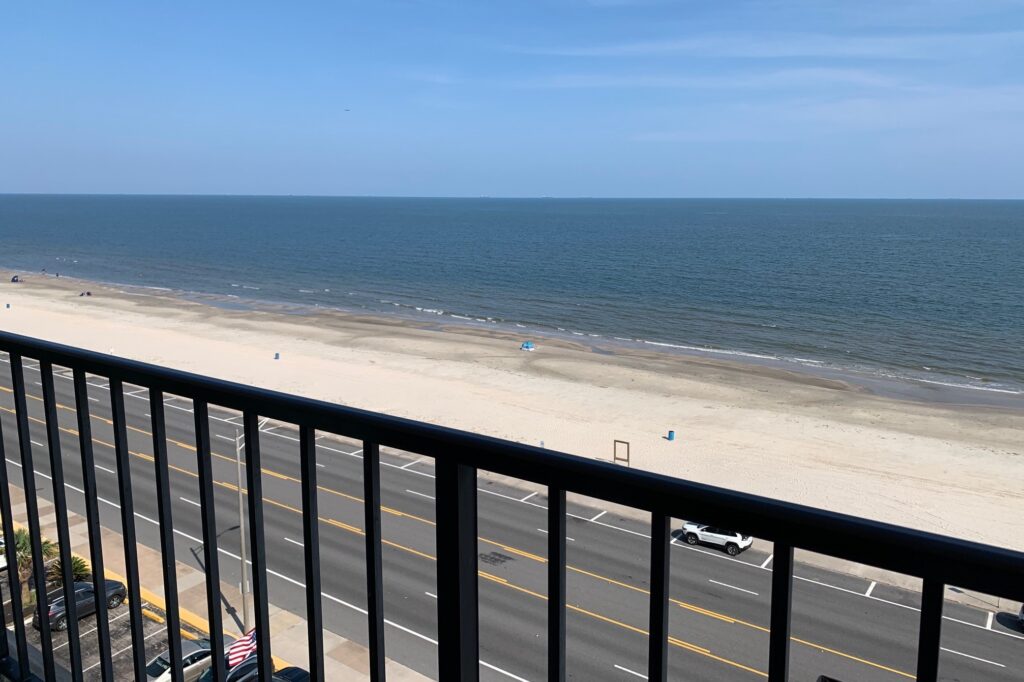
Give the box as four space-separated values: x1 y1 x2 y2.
2 330 1022 601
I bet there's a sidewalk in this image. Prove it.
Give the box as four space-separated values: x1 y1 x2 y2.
6 484 428 681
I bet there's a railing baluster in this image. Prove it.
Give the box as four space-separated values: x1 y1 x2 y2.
300 425 325 681
648 513 670 682
10 355 56 681
916 579 944 682
150 390 184 682
109 378 147 680
73 369 113 682
40 362 83 680
547 487 566 682
0 371 29 680
193 401 226 682
243 412 273 680
363 441 386 682
768 542 794 681
0 550 7 662
435 459 479 681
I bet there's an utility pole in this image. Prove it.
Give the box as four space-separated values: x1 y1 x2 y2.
236 428 250 632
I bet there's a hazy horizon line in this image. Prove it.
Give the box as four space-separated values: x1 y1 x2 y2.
3 192 1023 202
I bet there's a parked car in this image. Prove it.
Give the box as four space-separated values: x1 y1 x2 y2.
681 522 753 555
197 654 260 682
33 579 126 631
197 655 310 682
146 638 214 681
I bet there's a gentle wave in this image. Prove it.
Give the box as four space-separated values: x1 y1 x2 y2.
2 195 1020 404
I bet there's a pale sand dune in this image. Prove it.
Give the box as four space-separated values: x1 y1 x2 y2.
1 273 1022 552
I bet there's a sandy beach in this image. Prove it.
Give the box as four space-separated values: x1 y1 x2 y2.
1 271 1022 553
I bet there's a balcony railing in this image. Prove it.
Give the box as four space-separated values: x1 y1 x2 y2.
0 329 1022 682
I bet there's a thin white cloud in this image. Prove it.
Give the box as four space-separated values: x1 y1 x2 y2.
515 67 904 90
631 84 1024 142
515 30 1024 60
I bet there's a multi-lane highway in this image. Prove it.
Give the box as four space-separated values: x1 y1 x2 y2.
1 355 1022 680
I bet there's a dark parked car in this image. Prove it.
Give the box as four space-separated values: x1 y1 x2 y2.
197 655 310 682
33 579 126 631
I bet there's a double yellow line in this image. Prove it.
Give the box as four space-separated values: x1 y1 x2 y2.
0 385 914 679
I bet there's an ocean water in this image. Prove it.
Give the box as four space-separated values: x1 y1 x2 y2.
1 194 1022 401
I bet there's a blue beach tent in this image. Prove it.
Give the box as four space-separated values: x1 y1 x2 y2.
520 340 536 351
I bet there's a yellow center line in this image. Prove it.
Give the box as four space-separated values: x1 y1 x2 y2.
476 572 771 677
1 392 915 680
791 638 914 679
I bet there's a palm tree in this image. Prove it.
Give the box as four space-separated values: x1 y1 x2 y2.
13 528 58 601
47 555 91 586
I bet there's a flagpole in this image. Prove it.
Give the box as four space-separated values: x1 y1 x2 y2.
236 428 250 633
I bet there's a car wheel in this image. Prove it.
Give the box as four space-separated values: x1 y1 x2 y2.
107 594 124 609
53 615 68 632
725 543 739 556
686 533 698 545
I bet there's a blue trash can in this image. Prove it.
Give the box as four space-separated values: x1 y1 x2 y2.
667 430 675 441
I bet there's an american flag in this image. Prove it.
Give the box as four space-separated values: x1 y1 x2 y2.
226 629 258 668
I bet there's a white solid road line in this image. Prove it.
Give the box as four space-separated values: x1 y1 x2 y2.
865 581 877 597
941 646 1004 667
405 489 435 501
284 537 304 548
614 663 648 679
52 609 132 651
12 361 1024 653
760 554 773 569
399 457 424 470
986 612 994 630
95 464 115 475
589 510 607 522
214 434 234 442
520 491 537 502
708 579 759 596
425 592 437 599
178 496 201 508
537 528 575 541
84 626 164 674
78 478 532 681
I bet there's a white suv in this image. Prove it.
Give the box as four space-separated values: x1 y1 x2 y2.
681 522 753 556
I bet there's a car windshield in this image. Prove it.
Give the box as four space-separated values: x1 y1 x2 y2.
146 656 171 676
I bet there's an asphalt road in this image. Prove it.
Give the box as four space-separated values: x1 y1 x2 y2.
1 356 1022 681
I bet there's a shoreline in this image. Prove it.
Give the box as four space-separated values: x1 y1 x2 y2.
7 267 1021 410
1 269 1022 551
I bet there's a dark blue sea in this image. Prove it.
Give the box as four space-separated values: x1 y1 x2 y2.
1 195 1022 401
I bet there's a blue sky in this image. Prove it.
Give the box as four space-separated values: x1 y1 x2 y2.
2 1 1023 198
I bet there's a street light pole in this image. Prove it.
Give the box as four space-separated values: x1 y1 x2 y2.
236 428 250 632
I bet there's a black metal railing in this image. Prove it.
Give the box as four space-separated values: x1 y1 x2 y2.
0 329 1022 681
